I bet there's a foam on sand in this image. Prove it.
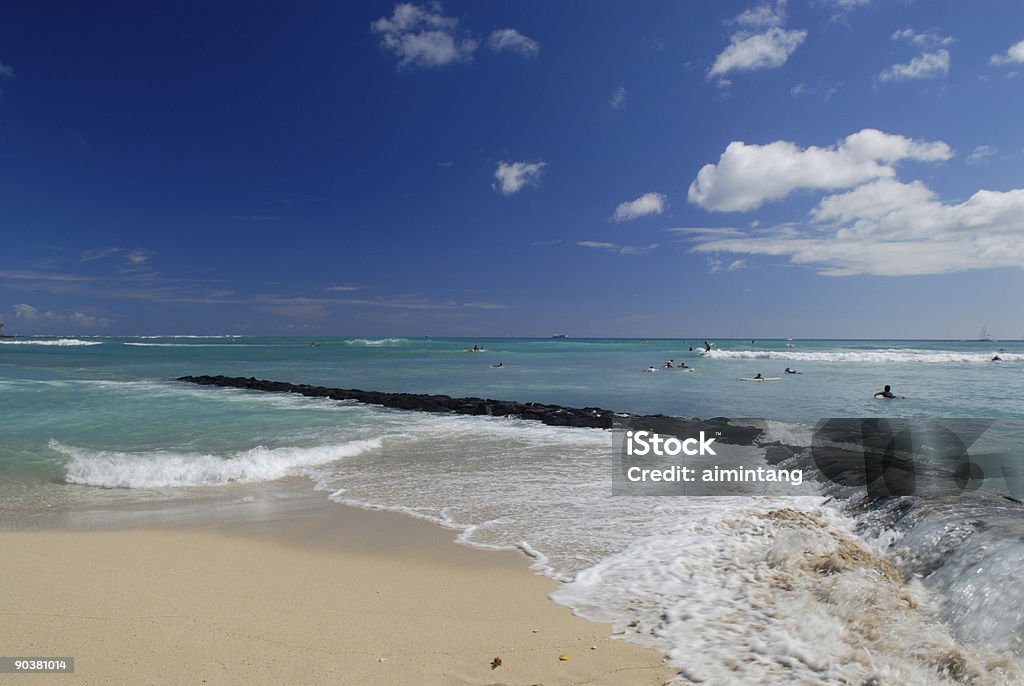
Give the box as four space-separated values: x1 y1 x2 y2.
552 503 1022 685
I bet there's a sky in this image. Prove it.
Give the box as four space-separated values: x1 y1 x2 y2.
2 0 1024 339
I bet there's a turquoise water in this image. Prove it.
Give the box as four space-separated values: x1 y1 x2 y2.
3 334 1021 494
3 335 1024 684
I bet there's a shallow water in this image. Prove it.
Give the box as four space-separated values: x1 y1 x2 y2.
2 335 1023 684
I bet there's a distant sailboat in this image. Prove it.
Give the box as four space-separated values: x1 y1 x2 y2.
979 326 994 342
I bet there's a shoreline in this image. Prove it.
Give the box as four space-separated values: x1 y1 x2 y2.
0 484 676 685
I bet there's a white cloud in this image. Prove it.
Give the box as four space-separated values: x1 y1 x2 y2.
967 145 998 165
493 160 546 195
879 28 952 82
688 128 952 212
709 28 807 79
688 177 1024 276
487 28 539 57
728 259 748 271
611 192 667 222
734 3 785 30
13 303 110 328
991 39 1024 66
891 28 953 49
790 81 841 100
79 247 154 268
610 86 628 110
879 50 949 82
708 3 806 81
578 241 658 255
14 303 40 319
372 3 477 69
0 62 14 80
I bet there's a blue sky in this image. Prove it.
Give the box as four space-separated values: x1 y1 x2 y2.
2 0 1023 338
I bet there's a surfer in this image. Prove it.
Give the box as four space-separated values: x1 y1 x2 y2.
678 361 689 369
784 367 797 374
492 362 504 368
992 355 1003 362
873 384 897 399
665 359 674 368
644 366 658 373
753 373 764 380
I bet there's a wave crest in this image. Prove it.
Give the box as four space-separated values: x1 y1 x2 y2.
53 437 382 488
0 338 102 346
704 349 1021 363
344 338 405 346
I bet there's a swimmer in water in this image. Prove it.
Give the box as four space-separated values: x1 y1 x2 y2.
874 384 898 399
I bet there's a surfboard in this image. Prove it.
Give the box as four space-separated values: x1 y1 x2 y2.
738 377 781 381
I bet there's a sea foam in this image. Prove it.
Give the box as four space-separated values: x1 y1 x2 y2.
54 437 382 488
0 338 102 346
704 348 1021 363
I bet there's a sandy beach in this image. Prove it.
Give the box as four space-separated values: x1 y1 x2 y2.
0 491 674 685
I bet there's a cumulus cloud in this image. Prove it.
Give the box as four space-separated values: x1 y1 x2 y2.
487 28 539 57
687 128 952 212
880 50 949 82
610 86 628 110
991 39 1024 66
493 161 546 195
14 303 39 319
879 28 952 82
372 3 477 69
14 303 110 328
686 175 1024 277
708 2 807 81
611 192 667 222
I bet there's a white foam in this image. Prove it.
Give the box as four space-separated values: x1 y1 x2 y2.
55 437 382 488
552 501 1022 685
704 348 1021 363
0 338 103 346
123 342 268 347
344 338 405 346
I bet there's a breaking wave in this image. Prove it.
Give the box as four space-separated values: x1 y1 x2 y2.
54 437 383 488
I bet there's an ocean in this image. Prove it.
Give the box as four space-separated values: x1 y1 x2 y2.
2 335 1023 684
